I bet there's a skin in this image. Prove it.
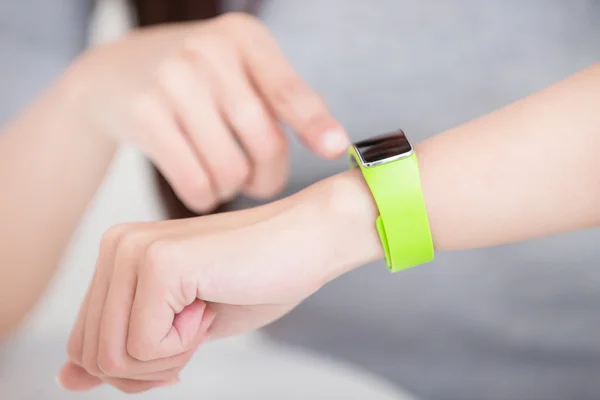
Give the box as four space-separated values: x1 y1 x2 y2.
58 61 600 393
0 14 346 342
76 13 349 211
0 10 599 396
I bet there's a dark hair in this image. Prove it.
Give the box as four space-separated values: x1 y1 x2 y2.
131 0 220 26
130 0 225 219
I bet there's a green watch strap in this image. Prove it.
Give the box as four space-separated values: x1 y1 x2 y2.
348 147 434 272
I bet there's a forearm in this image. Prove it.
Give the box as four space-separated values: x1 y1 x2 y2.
303 63 600 278
419 62 600 250
0 75 116 338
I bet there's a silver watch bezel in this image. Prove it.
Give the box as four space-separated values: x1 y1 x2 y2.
351 130 414 168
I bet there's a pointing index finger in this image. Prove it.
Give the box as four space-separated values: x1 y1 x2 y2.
233 19 350 158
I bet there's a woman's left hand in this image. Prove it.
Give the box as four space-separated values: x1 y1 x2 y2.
57 171 381 394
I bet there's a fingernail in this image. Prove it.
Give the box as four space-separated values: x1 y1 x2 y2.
321 129 350 156
55 376 65 389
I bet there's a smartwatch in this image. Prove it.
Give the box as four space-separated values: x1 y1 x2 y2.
348 129 434 272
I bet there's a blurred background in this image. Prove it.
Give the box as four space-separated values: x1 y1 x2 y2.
2 1 600 400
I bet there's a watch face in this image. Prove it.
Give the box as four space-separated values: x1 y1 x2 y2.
354 129 413 166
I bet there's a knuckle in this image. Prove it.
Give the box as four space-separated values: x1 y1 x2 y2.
173 173 216 213
145 239 168 268
177 171 212 199
82 353 102 377
101 223 136 249
229 102 268 130
179 33 227 61
118 229 146 254
126 332 158 362
112 231 150 269
220 155 251 191
185 199 219 215
178 37 202 61
181 196 219 215
144 239 175 278
66 339 82 365
97 351 125 377
228 105 287 163
126 336 153 362
191 200 220 215
216 11 261 30
244 152 288 200
155 58 187 92
108 225 153 270
233 159 252 187
271 76 308 104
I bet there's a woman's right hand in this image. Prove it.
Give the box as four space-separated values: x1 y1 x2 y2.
68 13 349 212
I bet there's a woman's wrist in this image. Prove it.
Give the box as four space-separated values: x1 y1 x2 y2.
288 168 384 283
55 60 113 143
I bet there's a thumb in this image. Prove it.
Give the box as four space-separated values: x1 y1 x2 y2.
127 283 210 362
57 361 102 391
